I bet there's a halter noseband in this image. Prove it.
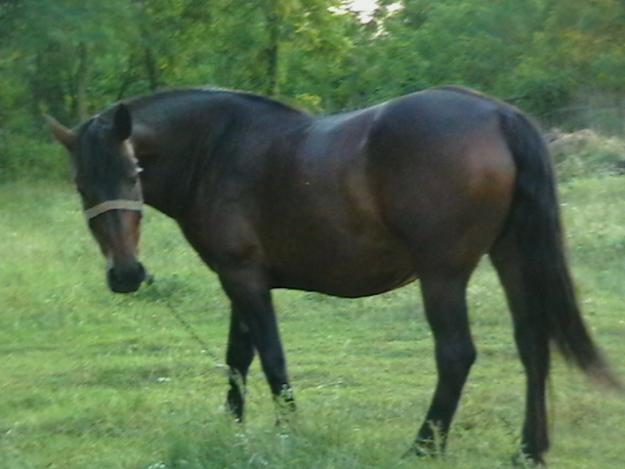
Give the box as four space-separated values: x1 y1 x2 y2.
84 199 143 220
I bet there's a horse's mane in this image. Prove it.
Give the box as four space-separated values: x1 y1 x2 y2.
124 87 308 116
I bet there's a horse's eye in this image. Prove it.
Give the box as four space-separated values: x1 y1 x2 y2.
126 167 142 184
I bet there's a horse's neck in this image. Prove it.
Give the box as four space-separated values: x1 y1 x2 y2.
129 106 272 220
131 112 212 219
129 92 310 220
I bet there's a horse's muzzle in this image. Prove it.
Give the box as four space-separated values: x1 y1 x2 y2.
106 262 147 293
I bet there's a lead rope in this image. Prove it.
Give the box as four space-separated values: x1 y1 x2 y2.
146 280 246 400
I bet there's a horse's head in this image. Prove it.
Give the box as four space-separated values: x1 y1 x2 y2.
48 104 148 293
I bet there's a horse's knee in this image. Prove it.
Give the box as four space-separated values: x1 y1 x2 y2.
436 340 476 377
439 339 476 365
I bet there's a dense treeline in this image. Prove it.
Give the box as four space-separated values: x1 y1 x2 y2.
1 0 624 178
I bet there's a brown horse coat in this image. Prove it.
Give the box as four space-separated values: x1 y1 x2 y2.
49 86 618 464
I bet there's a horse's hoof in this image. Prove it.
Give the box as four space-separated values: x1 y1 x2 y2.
274 408 297 428
226 409 244 423
402 441 439 459
273 387 296 427
512 450 545 467
225 398 244 423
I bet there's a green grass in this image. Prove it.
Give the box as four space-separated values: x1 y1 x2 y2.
1 177 624 468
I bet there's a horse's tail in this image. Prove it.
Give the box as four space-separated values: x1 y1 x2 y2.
497 108 621 389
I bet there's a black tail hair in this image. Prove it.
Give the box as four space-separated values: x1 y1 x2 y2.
499 108 621 389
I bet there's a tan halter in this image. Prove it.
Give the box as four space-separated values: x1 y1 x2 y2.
84 199 143 220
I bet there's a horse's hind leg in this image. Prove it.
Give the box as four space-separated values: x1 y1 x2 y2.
411 271 476 455
490 235 549 464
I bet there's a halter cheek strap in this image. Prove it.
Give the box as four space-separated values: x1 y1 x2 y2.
84 199 143 220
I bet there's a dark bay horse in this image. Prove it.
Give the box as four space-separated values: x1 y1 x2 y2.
48 86 619 463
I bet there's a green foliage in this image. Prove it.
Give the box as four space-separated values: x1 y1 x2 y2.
1 179 625 467
549 130 625 181
0 130 67 182
2 0 625 179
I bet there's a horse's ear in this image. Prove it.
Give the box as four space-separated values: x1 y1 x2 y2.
112 103 132 141
46 115 76 151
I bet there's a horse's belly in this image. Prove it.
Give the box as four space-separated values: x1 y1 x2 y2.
268 241 417 298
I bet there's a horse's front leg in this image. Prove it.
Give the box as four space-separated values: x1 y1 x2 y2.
225 306 255 421
219 267 295 421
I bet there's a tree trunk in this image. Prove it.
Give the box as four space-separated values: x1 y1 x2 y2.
116 54 137 100
31 41 69 123
144 47 159 92
264 0 280 96
76 42 88 122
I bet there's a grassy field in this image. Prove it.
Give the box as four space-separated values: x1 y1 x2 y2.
1 177 624 469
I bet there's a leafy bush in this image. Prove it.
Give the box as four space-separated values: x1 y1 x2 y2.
547 129 625 181
0 130 68 182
